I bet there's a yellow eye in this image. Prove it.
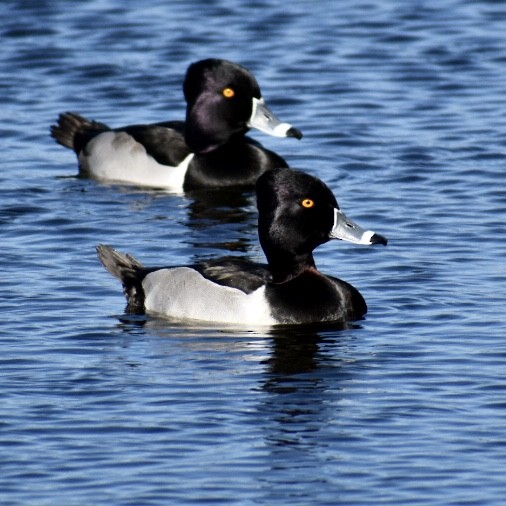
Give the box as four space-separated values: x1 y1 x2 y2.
301 198 315 208
223 87 235 98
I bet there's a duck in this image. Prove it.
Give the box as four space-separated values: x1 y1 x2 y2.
51 58 302 191
97 168 387 325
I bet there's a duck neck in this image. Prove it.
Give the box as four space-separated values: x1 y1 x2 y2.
265 250 317 284
185 104 247 154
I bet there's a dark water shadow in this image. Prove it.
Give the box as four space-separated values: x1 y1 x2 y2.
255 323 363 456
116 313 361 379
74 178 260 258
184 187 256 230
115 314 364 457
182 186 258 259
261 321 361 377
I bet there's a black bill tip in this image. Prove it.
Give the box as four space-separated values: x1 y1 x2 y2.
371 233 388 246
286 126 303 140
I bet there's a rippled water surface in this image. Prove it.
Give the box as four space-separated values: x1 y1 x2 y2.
1 0 506 504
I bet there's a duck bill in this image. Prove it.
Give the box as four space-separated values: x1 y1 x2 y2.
329 208 387 246
248 97 303 139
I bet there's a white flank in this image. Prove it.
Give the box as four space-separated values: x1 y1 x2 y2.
79 131 194 191
143 268 277 325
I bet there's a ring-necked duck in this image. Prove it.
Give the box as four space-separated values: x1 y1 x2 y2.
51 58 302 191
97 168 387 325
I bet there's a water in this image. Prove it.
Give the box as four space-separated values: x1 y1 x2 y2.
1 0 506 504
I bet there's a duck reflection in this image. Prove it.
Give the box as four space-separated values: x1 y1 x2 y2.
117 314 359 380
261 322 362 379
183 186 259 259
256 325 362 456
184 187 255 228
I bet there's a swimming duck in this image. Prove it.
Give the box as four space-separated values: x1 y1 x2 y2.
51 58 302 190
97 168 387 325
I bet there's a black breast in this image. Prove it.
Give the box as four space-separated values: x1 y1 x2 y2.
265 271 367 324
183 137 289 189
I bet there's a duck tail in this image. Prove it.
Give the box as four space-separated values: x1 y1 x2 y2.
96 244 146 314
51 112 109 153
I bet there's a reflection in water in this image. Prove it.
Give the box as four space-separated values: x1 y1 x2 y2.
263 326 339 376
85 183 259 256
117 314 360 491
257 325 359 463
184 187 256 229
183 187 258 258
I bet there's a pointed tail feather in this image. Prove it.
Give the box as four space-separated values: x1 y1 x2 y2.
96 244 146 314
51 112 109 153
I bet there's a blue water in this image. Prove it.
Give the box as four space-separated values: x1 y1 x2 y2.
1 0 506 504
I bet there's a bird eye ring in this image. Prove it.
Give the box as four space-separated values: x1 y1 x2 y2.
223 88 235 98
301 198 315 208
